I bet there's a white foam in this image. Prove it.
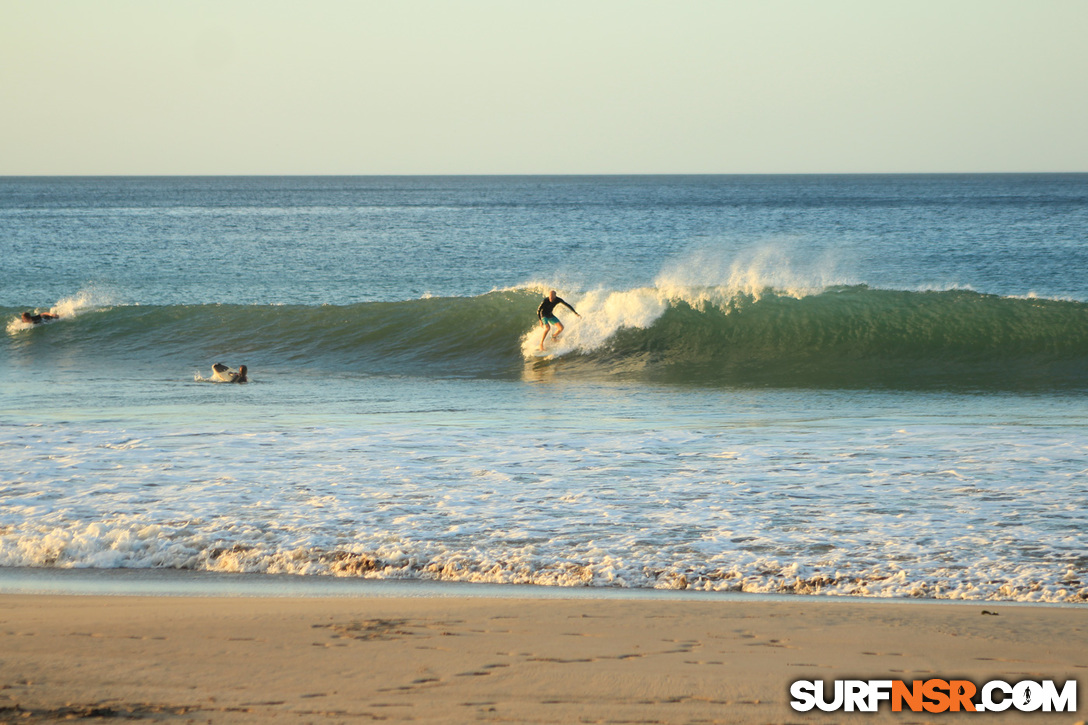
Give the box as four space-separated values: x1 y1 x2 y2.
1 402 1085 603
520 287 668 359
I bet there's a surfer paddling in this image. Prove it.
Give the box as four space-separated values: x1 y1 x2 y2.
211 363 248 384
536 290 580 351
21 311 59 325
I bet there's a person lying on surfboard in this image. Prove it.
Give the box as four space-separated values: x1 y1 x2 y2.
211 362 248 383
21 311 59 325
536 290 580 351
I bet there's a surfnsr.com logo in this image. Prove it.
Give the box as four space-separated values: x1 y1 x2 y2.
790 679 1078 713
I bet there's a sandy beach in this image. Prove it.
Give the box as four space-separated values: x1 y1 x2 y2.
0 594 1084 724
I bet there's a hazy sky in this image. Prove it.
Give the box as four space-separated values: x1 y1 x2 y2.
2 1 1086 175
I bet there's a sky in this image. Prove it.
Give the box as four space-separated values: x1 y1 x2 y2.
2 0 1086 175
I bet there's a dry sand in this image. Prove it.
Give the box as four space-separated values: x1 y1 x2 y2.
0 594 1084 724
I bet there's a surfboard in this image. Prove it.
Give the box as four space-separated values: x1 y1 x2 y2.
211 364 237 382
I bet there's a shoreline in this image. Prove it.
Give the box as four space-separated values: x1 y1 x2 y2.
2 566 1084 609
0 591 1084 724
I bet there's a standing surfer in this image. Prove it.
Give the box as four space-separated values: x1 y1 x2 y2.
536 290 580 351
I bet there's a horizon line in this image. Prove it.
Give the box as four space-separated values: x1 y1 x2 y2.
3 171 1086 179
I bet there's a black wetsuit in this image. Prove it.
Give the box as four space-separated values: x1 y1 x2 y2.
537 296 576 321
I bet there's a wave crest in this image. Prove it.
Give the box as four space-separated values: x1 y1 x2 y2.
6 285 1088 390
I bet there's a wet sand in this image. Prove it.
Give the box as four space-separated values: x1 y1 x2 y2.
0 594 1084 723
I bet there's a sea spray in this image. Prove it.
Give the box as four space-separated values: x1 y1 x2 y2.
655 242 850 303
5 288 117 335
520 242 855 359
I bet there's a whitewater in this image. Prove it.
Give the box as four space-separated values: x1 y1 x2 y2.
2 174 1087 603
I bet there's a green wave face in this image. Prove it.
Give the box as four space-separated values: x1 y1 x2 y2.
582 287 1088 389
6 286 1088 390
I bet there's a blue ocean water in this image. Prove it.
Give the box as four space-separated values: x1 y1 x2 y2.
2 175 1087 601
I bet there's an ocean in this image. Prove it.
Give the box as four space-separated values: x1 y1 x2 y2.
2 174 1086 602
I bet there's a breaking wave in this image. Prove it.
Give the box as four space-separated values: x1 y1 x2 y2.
6 283 1088 390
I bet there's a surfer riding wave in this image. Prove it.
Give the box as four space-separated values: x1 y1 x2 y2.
536 290 580 351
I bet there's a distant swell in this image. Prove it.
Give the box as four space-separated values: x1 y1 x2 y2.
6 285 1088 390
